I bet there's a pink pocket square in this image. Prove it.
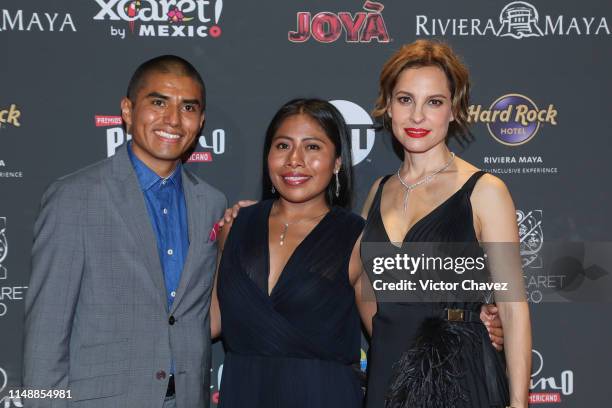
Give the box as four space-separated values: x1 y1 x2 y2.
209 222 220 242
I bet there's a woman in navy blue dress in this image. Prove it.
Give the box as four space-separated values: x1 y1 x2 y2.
211 99 369 408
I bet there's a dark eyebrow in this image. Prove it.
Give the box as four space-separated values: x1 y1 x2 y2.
394 91 449 99
145 93 201 106
182 99 201 106
146 92 168 100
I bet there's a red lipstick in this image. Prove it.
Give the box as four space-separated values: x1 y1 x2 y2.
404 128 431 138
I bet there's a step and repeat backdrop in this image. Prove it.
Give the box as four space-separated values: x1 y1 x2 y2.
1 0 611 406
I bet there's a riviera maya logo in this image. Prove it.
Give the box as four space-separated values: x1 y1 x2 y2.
93 0 223 39
468 94 558 146
289 1 390 43
416 0 611 38
498 1 542 39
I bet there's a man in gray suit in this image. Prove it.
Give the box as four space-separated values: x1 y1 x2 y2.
23 55 226 407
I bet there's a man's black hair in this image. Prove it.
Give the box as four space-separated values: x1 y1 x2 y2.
126 55 206 109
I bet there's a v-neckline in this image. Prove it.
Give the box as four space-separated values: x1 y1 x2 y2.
264 200 333 298
379 174 474 245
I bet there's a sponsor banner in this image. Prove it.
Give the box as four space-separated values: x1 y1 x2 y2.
329 100 375 166
529 349 574 404
469 94 558 146
0 217 6 280
289 1 390 44
416 1 610 38
0 159 24 179
93 0 223 40
0 9 76 32
0 366 23 406
472 94 559 175
95 115 122 127
96 114 227 161
188 129 226 163
0 218 27 319
0 104 21 128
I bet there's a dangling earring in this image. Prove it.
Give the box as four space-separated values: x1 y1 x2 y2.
334 170 340 198
271 185 276 194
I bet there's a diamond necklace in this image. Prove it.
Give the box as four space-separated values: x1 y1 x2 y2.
396 152 455 213
273 202 329 246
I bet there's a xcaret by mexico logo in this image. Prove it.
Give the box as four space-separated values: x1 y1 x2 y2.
93 0 223 39
469 94 558 146
289 1 390 44
416 1 611 38
95 115 226 161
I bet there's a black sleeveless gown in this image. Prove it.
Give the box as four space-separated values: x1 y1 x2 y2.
362 171 510 408
217 200 365 408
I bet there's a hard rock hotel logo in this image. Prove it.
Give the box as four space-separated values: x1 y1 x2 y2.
95 115 226 161
468 94 558 146
416 1 610 38
289 1 390 43
93 0 223 39
0 104 21 128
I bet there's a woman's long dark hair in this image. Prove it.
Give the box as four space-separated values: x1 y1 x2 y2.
261 98 354 209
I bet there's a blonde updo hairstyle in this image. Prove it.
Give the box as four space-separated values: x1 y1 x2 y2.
372 39 471 142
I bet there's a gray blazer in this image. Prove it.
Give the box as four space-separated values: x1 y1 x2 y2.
23 145 226 407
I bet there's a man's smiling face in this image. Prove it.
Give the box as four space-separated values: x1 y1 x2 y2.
121 71 205 176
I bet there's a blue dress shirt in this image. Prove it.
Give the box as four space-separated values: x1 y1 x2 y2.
127 143 189 310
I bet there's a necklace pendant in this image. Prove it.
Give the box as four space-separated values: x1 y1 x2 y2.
403 190 409 213
279 223 289 246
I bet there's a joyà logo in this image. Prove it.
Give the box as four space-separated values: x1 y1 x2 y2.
289 1 390 43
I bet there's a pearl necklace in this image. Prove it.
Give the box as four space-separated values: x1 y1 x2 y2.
396 152 455 213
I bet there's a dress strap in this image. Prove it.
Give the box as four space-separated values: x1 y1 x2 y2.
365 175 392 221
461 171 487 196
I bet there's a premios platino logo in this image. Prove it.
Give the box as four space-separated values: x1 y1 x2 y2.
93 0 223 39
469 94 558 146
95 114 226 162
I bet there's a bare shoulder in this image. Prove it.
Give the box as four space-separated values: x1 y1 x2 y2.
471 173 518 241
361 176 384 218
472 173 513 206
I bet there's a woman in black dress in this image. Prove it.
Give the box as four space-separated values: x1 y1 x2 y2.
361 40 531 408
211 99 370 408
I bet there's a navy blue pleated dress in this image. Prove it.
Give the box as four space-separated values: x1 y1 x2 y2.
217 200 365 408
